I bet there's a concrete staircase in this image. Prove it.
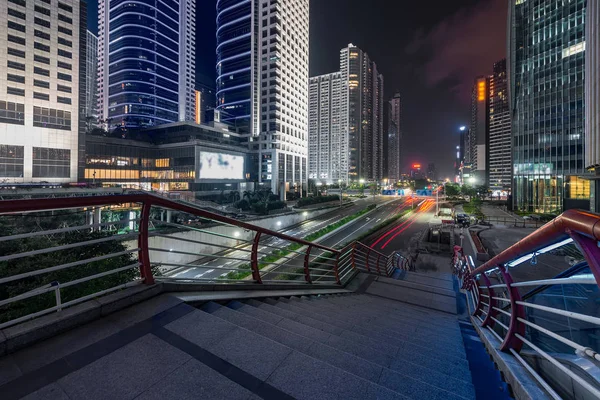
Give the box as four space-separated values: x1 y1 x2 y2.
0 270 514 400
195 293 476 400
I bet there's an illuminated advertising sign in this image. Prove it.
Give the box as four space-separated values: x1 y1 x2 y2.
412 164 421 169
198 151 244 180
477 80 486 101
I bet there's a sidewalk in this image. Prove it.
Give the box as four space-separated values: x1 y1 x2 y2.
459 225 574 284
480 204 521 225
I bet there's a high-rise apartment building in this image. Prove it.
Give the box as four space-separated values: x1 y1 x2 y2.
388 93 402 182
308 44 384 184
308 72 347 183
216 0 309 196
97 0 196 129
469 76 489 185
427 163 436 181
509 0 587 212
341 44 384 182
1 0 86 182
85 30 97 122
488 59 511 193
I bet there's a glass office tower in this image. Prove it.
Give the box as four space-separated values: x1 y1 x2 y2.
509 0 587 212
98 0 196 129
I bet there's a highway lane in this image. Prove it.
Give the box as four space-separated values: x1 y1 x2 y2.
162 196 394 280
260 198 412 280
366 198 437 257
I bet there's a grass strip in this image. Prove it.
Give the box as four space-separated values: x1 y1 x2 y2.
219 204 377 280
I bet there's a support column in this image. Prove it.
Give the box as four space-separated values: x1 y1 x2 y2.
166 210 172 223
93 208 101 231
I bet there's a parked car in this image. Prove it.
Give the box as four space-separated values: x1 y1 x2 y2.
455 213 470 227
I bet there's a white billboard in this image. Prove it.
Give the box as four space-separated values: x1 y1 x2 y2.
198 151 244 180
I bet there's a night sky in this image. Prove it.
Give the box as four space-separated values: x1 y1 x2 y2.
87 0 507 178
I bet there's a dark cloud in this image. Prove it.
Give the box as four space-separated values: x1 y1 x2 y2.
406 0 507 101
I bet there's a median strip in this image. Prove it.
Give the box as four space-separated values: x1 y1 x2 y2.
220 204 377 280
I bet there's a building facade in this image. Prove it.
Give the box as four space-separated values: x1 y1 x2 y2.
469 76 490 186
1 0 86 183
488 59 511 193
97 0 196 129
388 93 401 182
307 44 384 185
509 0 587 212
85 30 97 122
85 122 250 196
216 0 309 197
308 72 347 183
586 0 600 211
340 44 384 182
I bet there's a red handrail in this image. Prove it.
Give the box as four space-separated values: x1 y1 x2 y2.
0 193 339 254
471 209 600 285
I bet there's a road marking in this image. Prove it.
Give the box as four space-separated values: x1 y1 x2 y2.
172 268 193 277
332 219 375 247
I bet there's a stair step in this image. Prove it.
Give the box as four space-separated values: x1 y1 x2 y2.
305 297 463 338
288 297 466 355
322 295 461 327
166 308 411 400
210 303 383 383
276 299 469 368
239 295 476 396
229 298 476 399
247 299 344 335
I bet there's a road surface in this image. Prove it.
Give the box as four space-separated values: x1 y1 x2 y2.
162 196 399 280
366 198 437 256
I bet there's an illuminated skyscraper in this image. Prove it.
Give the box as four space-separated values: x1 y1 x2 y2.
469 76 489 185
216 0 309 196
509 0 588 211
1 0 86 182
97 0 196 129
488 59 511 193
308 72 346 183
340 44 384 182
586 0 600 211
388 93 402 182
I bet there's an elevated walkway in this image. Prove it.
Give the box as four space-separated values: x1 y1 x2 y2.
1 194 599 399
0 271 504 400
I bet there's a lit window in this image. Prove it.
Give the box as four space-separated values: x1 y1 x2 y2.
562 42 585 58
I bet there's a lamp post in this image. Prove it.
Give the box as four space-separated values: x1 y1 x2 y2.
338 179 343 207
359 179 365 198
436 185 439 217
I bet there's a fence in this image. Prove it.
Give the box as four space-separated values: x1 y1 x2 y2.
0 193 401 330
452 209 600 399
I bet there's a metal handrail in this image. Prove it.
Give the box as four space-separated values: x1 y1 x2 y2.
451 208 600 398
0 193 402 329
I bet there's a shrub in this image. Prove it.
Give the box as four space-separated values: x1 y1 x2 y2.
297 194 340 208
235 199 251 211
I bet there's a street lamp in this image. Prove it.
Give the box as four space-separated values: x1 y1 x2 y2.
338 179 344 207
468 177 477 185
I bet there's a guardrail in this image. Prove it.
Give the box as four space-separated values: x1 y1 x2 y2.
452 209 600 399
0 193 398 330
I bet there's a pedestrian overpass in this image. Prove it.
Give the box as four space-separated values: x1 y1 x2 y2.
0 193 598 399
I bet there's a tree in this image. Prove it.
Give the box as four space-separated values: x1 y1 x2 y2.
242 190 254 202
228 191 240 204
461 185 477 198
476 185 490 200
0 212 150 324
445 183 460 197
